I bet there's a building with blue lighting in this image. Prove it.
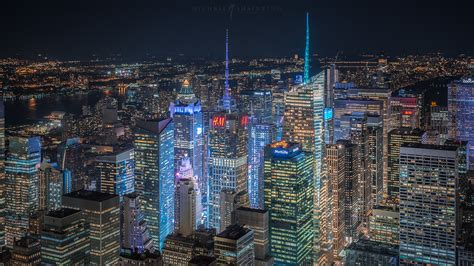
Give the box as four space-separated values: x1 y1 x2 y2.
96 148 135 201
122 193 154 254
240 89 274 209
5 136 41 247
169 79 204 219
133 118 174 250
38 161 64 211
449 77 474 170
208 29 249 232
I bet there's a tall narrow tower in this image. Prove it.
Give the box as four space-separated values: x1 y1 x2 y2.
208 29 249 232
284 12 327 263
304 12 310 84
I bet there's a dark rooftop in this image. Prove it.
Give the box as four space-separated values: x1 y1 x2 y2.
236 206 268 214
189 255 216 265
346 239 398 256
217 224 252 240
46 208 81 219
120 250 162 261
63 189 118 202
388 127 425 136
401 143 459 151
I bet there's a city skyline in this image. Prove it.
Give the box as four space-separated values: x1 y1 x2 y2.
0 6 473 265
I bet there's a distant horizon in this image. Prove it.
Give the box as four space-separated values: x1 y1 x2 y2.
1 51 472 63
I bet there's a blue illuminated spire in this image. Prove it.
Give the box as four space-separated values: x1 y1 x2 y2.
304 12 310 84
225 29 230 99
220 28 235 112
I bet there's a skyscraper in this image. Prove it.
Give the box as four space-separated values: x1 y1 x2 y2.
41 208 91 265
448 77 474 170
333 99 383 142
121 193 154 254
367 115 384 206
387 127 426 200
264 141 314 265
271 85 287 142
399 144 458 265
336 139 361 242
219 189 249 233
0 100 4 249
133 118 174 249
208 29 249 232
5 136 41 247
284 14 326 261
62 190 120 265
345 113 372 233
283 71 326 260
169 79 204 208
239 89 273 209
325 143 346 261
38 161 63 211
122 193 154 253
429 103 449 141
390 95 422 129
96 148 135 201
208 111 249 232
175 158 198 236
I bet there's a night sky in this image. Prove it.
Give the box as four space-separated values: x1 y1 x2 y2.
2 0 473 60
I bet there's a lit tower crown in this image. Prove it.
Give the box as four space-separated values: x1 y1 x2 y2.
219 29 236 112
177 79 196 104
304 12 310 84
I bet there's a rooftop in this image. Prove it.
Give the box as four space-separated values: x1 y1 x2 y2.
388 127 424 136
401 143 459 152
217 224 252 240
63 189 118 202
46 208 81 219
236 206 268 214
189 255 216 264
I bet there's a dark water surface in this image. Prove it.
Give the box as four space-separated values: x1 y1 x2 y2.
5 91 104 127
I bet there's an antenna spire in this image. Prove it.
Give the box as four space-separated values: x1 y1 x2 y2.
224 29 230 100
220 28 234 112
304 12 310 84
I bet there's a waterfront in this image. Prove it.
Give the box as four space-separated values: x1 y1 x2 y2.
5 91 104 127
